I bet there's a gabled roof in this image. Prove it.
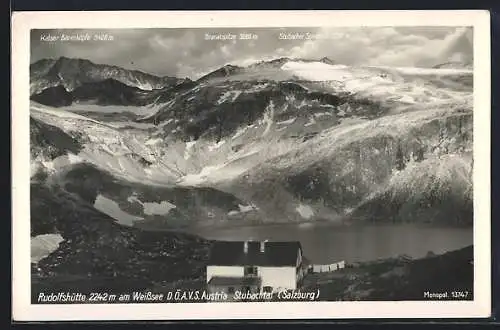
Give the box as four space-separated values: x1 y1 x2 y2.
207 241 302 267
208 276 261 287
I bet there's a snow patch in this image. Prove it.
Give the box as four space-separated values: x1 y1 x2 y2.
281 61 352 82
373 65 472 75
65 104 161 115
143 201 177 216
304 117 316 127
41 160 55 172
67 153 83 164
216 90 242 105
313 112 333 118
228 203 259 216
178 165 223 186
145 138 163 146
277 117 297 125
127 194 142 204
245 82 269 93
138 100 175 121
232 126 248 140
94 194 144 226
177 161 249 186
296 204 315 219
398 95 416 104
31 234 64 263
208 140 226 152
279 62 471 110
31 102 103 124
261 101 275 136
158 119 173 127
184 141 197 159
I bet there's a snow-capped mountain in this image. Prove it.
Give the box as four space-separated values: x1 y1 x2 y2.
30 56 188 95
30 56 473 230
141 57 471 143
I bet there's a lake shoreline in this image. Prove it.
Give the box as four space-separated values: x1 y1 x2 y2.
183 221 473 264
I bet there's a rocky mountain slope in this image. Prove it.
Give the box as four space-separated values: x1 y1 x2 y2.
30 115 212 294
29 55 474 301
31 78 161 107
30 57 474 232
31 181 211 298
30 56 188 95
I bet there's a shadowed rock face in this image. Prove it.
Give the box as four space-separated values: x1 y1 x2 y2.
56 162 256 228
70 78 154 106
140 79 386 143
31 79 162 107
31 85 73 107
30 117 84 162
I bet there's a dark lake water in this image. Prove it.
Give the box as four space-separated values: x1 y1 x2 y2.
189 223 473 264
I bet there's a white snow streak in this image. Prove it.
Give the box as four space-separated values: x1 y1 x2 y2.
261 101 275 136
277 117 297 125
216 90 242 105
208 140 226 152
304 117 316 127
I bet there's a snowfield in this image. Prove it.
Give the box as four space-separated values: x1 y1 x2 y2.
280 60 472 113
31 102 181 185
31 234 64 263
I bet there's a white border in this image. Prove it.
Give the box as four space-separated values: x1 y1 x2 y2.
11 10 491 321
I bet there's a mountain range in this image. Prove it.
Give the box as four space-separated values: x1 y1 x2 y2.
30 55 473 226
29 56 474 292
30 56 189 95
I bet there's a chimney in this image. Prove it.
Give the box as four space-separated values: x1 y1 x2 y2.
243 241 249 254
260 239 268 253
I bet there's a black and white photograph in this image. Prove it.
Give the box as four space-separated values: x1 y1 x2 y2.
12 10 491 320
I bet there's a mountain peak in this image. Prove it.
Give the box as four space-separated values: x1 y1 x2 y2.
197 64 243 82
30 57 184 95
54 56 92 65
319 57 335 65
57 55 71 61
249 57 291 68
48 57 94 74
249 56 335 68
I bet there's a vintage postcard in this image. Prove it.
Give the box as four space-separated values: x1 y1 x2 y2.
12 10 491 320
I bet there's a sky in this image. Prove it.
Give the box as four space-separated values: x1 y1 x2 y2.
31 26 473 79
